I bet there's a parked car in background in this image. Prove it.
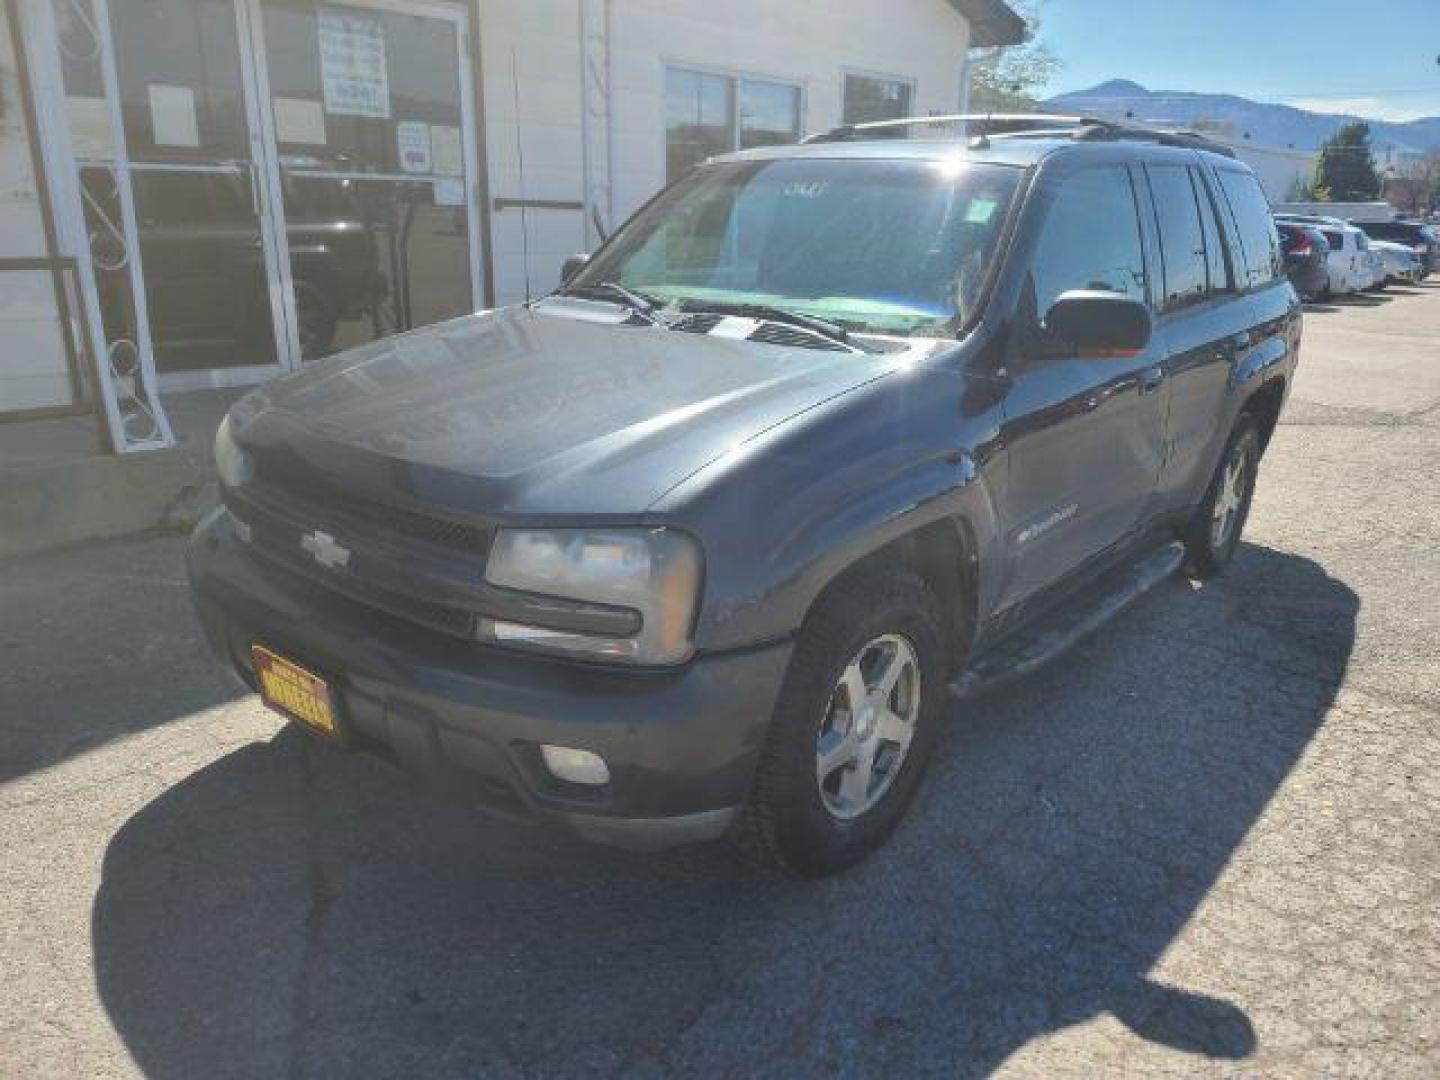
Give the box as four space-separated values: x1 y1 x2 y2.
1371 239 1424 285
1356 232 1387 292
1277 215 1369 296
1353 219 1438 276
1311 222 1366 296
1276 221 1330 299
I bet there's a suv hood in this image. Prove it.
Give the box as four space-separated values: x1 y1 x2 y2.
234 301 913 517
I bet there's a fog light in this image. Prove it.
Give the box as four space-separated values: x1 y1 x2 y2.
540 744 610 786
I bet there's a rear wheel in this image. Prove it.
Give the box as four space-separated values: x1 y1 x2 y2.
1184 415 1260 579
733 569 948 876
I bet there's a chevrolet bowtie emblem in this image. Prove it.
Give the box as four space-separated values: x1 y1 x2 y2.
300 529 351 570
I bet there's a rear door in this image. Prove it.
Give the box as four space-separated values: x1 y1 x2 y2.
1140 160 1243 512
994 161 1168 610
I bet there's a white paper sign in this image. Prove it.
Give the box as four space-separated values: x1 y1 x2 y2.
430 125 463 176
318 7 390 119
433 177 466 207
149 84 199 148
274 97 327 145
397 120 431 173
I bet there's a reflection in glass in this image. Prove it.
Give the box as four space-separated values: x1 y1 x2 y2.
130 167 278 370
842 74 913 128
739 80 800 150
260 1 472 358
665 68 733 182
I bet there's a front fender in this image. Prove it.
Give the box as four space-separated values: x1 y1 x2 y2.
663 363 1007 654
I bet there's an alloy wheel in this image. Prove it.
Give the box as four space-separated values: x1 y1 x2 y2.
1210 442 1251 550
815 633 921 820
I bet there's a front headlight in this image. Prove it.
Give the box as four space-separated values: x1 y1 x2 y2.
214 415 252 488
482 527 703 665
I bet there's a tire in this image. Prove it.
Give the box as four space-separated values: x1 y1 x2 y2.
733 569 949 876
1184 414 1261 579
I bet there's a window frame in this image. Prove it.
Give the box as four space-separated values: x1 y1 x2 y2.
662 62 805 183
840 68 917 128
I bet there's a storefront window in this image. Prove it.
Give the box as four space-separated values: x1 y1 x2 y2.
842 73 913 127
665 67 800 182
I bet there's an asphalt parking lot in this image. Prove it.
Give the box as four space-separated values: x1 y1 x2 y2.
3 283 1438 1078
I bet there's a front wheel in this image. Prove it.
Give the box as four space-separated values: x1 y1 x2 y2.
733 570 948 876
1184 415 1260 579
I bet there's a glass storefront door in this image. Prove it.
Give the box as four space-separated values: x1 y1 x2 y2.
75 0 289 382
49 0 481 390
250 0 479 361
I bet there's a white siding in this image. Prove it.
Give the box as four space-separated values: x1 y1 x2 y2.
480 0 972 305
1218 139 1319 203
0 10 73 413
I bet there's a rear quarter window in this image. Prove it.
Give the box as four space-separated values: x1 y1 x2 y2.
1214 169 1282 287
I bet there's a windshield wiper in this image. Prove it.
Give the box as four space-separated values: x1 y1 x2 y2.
676 301 853 347
558 281 663 325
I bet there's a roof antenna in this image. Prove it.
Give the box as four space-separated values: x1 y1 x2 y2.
970 111 992 150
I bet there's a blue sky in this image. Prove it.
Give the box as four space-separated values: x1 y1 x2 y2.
1034 0 1440 122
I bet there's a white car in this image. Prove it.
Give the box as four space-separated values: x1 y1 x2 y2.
1310 222 1368 296
1355 232 1387 291
1276 214 1378 296
1371 239 1424 284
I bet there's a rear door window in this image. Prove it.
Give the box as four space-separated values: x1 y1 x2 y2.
1146 164 1208 310
1214 169 1282 287
1323 230 1346 251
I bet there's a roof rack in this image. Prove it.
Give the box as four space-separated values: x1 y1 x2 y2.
801 113 1236 158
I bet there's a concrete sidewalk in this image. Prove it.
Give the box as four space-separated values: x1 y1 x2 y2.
0 388 240 560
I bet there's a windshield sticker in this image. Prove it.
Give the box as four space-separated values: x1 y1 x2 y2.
965 198 999 224
783 181 827 199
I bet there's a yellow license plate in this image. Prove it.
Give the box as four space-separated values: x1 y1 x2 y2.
252 645 337 738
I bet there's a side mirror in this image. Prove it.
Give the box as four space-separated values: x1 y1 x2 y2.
1043 289 1153 358
561 253 590 283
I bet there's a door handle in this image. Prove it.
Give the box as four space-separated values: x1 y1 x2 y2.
1139 366 1166 394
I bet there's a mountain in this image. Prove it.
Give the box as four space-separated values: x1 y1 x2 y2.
1046 80 1440 157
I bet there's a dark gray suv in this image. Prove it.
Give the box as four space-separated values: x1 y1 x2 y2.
189 117 1300 875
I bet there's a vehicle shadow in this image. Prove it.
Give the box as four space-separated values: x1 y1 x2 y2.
1331 292 1392 307
90 543 1356 1077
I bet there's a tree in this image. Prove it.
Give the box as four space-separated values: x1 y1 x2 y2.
1287 175 1329 202
1312 122 1382 202
1384 150 1440 215
967 1 1060 114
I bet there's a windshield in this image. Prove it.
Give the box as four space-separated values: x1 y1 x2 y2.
569 157 1022 336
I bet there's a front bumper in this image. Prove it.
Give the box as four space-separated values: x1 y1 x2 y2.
187 508 792 850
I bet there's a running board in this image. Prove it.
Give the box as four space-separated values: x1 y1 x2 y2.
950 541 1186 700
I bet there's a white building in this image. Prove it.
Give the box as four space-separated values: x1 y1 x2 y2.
1 0 1023 452
1206 136 1318 203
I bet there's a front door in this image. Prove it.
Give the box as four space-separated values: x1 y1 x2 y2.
995 162 1167 611
246 0 482 363
96 0 290 386
54 0 483 391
